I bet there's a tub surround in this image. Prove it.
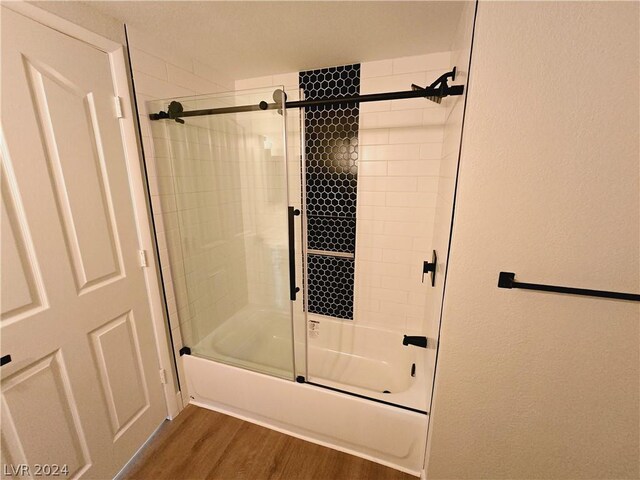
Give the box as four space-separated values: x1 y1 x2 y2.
143 51 463 477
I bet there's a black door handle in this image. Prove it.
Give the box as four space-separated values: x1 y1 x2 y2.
288 207 301 301
1 354 12 366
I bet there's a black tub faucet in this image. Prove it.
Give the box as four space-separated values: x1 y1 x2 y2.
403 335 428 348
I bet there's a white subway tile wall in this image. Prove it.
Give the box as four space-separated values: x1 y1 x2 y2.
235 52 454 334
356 53 452 333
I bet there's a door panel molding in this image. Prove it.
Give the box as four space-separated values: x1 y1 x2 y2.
24 56 126 294
1 350 92 478
89 311 151 441
0 133 49 324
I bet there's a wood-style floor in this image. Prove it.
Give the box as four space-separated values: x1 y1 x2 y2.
122 405 414 480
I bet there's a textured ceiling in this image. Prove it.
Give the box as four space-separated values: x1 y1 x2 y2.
84 1 466 80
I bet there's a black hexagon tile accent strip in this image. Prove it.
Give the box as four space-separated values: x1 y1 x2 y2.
307 216 356 253
300 64 360 319
306 255 355 320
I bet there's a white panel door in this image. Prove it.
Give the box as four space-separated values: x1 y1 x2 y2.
0 8 167 479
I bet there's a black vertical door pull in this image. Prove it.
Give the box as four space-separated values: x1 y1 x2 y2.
288 207 301 301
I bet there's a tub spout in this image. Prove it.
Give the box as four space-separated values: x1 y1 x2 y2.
403 335 428 348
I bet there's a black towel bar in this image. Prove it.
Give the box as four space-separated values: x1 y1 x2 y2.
498 272 640 302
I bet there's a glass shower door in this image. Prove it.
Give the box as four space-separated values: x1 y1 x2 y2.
148 87 295 380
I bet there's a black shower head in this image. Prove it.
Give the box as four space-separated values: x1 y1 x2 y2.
412 67 458 104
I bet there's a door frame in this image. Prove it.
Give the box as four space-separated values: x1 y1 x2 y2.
3 1 182 419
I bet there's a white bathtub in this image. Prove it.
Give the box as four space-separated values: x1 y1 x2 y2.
186 306 431 475
196 307 294 379
306 314 430 412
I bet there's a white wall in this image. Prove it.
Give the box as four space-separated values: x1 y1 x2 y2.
426 2 639 479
